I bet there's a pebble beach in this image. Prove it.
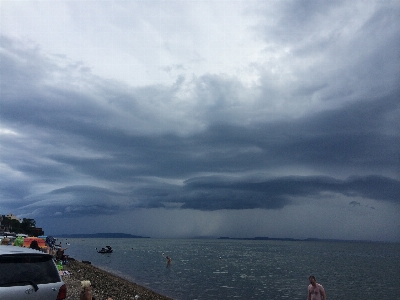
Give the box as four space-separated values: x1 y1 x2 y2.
61 258 173 300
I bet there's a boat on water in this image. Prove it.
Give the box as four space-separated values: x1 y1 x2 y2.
97 246 113 253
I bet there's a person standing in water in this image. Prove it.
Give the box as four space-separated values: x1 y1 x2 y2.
162 253 172 266
308 275 326 300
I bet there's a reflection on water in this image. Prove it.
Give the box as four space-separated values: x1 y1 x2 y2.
61 238 400 300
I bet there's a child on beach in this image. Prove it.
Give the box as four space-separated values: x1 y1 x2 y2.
80 280 114 300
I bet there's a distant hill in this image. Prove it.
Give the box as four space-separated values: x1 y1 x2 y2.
218 236 374 243
57 233 150 238
218 236 301 241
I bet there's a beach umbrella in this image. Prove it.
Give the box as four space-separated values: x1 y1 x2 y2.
23 237 46 248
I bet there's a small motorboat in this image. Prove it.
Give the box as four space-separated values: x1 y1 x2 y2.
97 246 113 254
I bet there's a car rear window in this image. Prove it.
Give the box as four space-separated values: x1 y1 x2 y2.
0 254 60 286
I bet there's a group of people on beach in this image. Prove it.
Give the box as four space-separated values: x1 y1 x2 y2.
27 240 71 267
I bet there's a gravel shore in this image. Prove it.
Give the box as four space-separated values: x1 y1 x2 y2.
61 258 173 300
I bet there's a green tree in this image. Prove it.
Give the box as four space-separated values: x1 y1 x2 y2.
20 218 36 235
1 215 12 231
1 216 43 236
1 216 20 233
10 219 21 233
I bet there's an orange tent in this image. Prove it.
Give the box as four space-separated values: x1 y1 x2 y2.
23 237 46 248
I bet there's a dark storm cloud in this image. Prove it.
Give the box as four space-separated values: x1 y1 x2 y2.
12 173 400 217
267 95 400 172
179 175 400 210
27 185 127 215
37 87 399 185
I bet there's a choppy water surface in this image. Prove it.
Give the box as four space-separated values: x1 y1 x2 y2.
61 238 399 300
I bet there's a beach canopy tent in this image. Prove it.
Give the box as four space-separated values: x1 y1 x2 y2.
23 237 46 248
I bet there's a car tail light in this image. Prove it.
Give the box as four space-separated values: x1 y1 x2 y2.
57 284 67 300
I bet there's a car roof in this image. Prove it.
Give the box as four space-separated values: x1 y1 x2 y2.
0 245 49 256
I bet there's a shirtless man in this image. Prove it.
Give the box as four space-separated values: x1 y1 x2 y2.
308 276 326 300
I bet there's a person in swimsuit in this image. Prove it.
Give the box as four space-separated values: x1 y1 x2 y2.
308 275 326 300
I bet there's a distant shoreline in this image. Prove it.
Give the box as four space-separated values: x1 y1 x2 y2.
217 236 379 243
56 232 150 239
55 232 382 243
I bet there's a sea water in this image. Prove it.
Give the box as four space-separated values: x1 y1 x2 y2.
60 238 400 300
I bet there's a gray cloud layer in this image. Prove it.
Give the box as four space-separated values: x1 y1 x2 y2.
2 34 399 214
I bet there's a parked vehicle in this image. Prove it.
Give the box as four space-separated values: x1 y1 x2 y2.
0 245 66 299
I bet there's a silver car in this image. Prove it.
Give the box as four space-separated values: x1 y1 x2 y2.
0 245 66 299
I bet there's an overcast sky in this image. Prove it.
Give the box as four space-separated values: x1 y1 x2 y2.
1 0 399 242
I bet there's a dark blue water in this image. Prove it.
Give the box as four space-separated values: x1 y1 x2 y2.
60 238 400 300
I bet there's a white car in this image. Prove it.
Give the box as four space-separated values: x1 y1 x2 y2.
0 245 66 299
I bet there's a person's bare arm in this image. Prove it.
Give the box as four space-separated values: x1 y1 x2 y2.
321 287 326 300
